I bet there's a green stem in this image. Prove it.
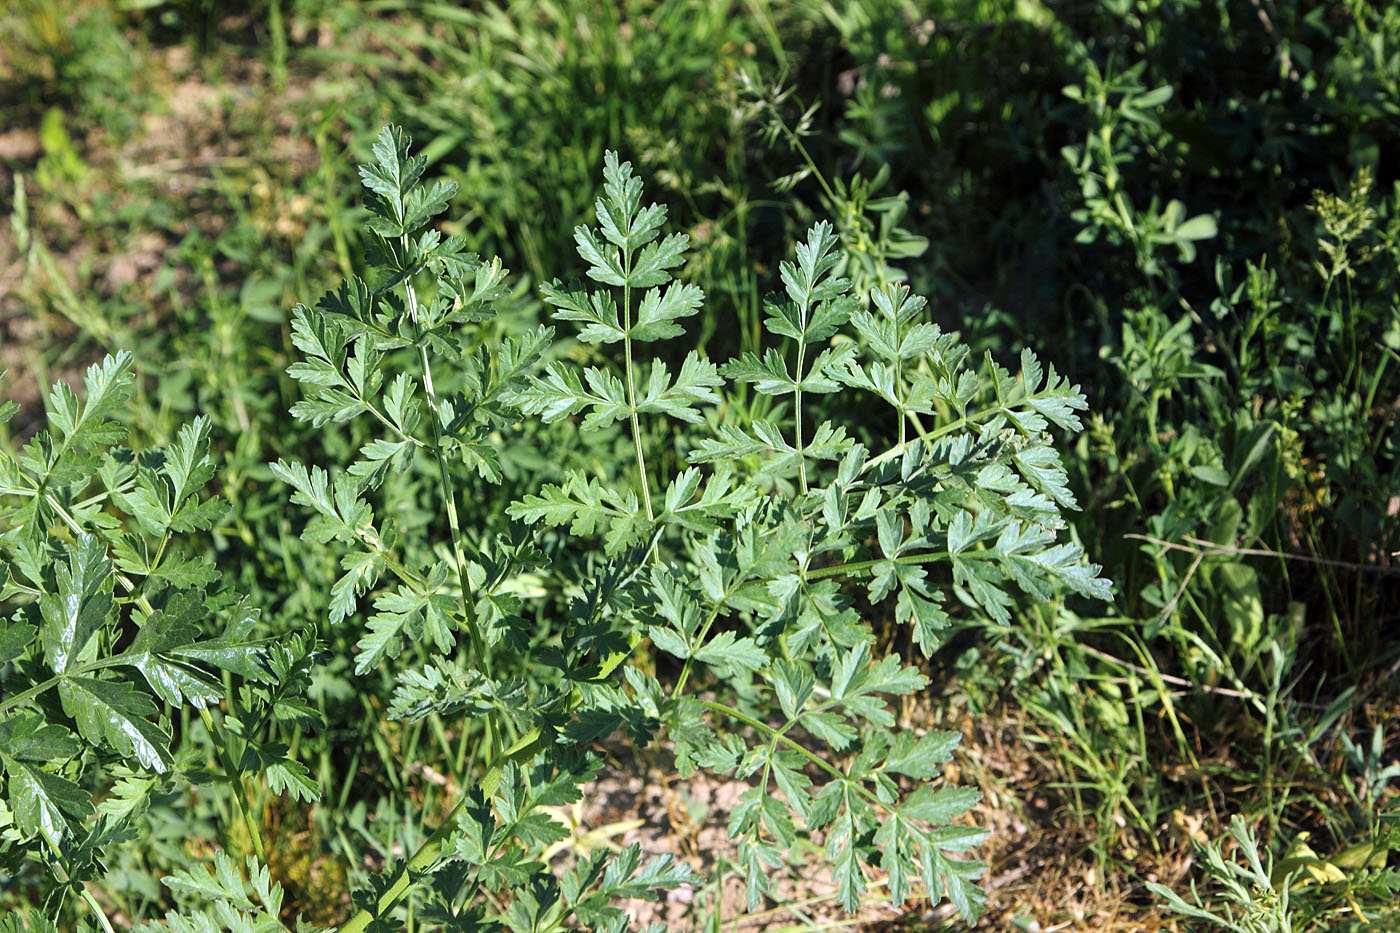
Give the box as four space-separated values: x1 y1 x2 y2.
337 638 638 932
268 0 286 90
669 592 739 702
741 0 786 72
669 550 958 700
422 341 485 656
78 886 118 933
0 629 287 714
858 403 1000 477
200 706 267 863
355 530 426 591
403 267 484 665
896 356 906 449
51 848 118 933
794 339 808 495
45 838 114 931
0 590 178 715
0 676 59 714
765 99 838 206
363 391 430 450
699 701 885 811
44 492 86 538
72 488 117 512
704 697 961 849
170 589 267 867
805 549 955 582
622 265 655 521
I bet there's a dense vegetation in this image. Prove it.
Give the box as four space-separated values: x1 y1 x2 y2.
0 1 1396 930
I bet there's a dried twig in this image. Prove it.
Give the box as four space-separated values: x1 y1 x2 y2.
1125 533 1399 575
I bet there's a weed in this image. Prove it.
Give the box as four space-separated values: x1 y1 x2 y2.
0 126 1109 929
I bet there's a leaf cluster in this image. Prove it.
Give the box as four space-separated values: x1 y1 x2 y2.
0 360 322 927
270 129 1110 930
0 124 1110 931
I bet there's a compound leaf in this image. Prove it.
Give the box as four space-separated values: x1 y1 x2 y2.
58 675 172 772
40 534 112 675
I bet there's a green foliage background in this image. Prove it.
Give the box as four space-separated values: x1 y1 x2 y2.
0 0 1397 929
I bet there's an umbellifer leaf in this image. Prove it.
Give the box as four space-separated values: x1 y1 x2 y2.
40 534 113 675
57 675 172 772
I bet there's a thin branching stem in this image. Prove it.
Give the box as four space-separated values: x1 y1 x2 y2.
338 637 639 932
794 336 809 495
49 852 118 933
200 705 268 863
859 403 999 476
700 700 893 818
78 886 118 933
805 549 956 582
622 260 655 521
760 96 839 206
670 592 738 701
403 263 485 666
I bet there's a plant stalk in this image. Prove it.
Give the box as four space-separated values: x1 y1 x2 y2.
337 639 638 932
622 269 655 520
200 706 267 863
403 264 485 665
794 337 809 494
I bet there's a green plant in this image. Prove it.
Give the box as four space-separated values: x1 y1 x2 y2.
0 0 151 139
6 0 1400 925
270 127 1108 929
739 72 931 299
1 121 1109 930
342 0 771 315
1060 57 1218 286
1150 813 1400 933
0 358 322 930
1149 814 1299 933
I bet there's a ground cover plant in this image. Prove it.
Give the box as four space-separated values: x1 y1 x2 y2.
1 0 1398 930
0 126 1109 928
